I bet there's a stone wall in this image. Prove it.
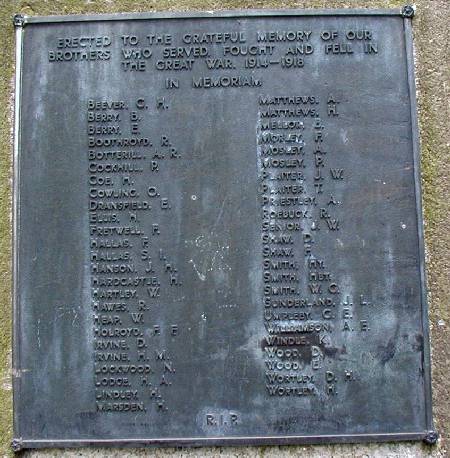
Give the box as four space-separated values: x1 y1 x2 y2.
0 1 448 456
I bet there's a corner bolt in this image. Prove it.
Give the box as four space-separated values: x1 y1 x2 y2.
11 438 23 452
402 5 415 18
423 430 439 445
13 14 25 27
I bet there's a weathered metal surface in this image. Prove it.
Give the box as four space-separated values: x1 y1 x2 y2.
12 8 433 449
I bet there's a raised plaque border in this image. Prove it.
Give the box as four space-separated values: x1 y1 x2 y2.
12 6 436 450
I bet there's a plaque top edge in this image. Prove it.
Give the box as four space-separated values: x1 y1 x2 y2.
14 6 414 27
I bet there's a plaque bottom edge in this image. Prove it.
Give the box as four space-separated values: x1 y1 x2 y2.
12 431 437 451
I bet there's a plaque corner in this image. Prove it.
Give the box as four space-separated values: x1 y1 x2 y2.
13 14 26 28
11 438 23 453
423 430 439 446
401 5 416 18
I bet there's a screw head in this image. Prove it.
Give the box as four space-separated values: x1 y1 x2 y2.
13 14 25 27
11 438 22 452
402 5 415 18
423 430 439 445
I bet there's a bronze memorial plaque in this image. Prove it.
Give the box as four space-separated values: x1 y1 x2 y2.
12 7 435 450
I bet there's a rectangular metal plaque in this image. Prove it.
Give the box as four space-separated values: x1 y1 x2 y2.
13 8 434 450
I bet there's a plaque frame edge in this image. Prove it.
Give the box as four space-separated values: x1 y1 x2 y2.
15 7 407 26
403 15 436 442
11 7 436 451
13 431 436 450
11 14 24 451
